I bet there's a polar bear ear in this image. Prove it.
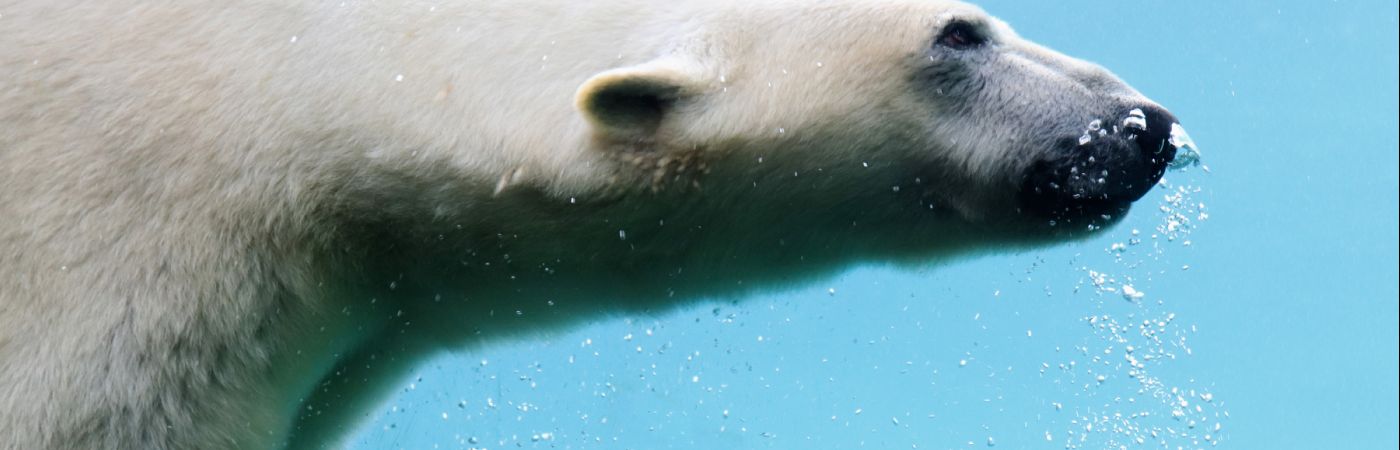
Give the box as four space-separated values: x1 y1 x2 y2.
576 58 706 139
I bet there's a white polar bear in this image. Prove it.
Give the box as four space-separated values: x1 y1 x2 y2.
0 0 1186 448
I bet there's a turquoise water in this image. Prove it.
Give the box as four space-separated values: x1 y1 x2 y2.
349 1 1399 448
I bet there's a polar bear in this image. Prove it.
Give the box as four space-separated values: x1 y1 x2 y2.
0 0 1184 448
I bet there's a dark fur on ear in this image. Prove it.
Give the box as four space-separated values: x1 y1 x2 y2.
575 57 707 139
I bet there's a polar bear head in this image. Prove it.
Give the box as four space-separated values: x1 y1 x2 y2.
570 0 1181 257
0 1 1198 449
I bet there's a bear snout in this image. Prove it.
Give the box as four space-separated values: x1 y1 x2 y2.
1017 105 1180 222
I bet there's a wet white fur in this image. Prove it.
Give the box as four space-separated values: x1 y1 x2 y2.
0 1 1160 448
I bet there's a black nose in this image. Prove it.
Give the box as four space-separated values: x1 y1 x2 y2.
1018 105 1179 221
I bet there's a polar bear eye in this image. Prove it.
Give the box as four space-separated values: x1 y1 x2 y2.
936 21 985 50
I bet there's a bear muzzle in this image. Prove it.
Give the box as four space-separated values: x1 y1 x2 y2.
1017 105 1181 222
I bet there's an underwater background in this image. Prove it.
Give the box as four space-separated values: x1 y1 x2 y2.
349 0 1399 448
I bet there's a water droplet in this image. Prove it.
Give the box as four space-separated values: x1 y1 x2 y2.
1167 123 1202 169
1122 108 1147 131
